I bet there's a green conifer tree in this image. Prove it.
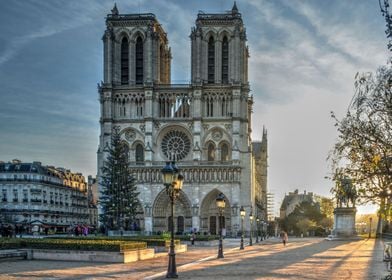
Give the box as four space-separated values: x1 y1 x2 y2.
100 126 140 231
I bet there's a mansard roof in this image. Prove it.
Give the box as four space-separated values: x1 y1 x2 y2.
0 161 85 182
0 161 46 174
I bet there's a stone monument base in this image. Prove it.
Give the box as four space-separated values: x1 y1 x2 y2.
330 207 357 239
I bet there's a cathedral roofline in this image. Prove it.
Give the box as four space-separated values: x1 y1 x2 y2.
196 2 242 23
106 13 157 21
196 12 242 22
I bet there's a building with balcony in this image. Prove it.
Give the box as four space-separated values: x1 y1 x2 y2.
97 3 268 236
0 159 89 233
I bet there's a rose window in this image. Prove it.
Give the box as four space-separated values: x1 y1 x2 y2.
161 130 191 161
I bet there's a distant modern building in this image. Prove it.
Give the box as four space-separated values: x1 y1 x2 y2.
0 159 89 233
97 3 268 235
266 192 275 221
280 189 318 219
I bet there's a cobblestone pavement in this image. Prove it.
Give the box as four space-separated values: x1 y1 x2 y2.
0 238 389 280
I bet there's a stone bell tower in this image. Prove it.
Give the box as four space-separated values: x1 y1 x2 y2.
98 3 266 236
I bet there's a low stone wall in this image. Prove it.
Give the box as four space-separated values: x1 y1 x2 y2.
183 240 219 247
23 248 155 263
153 244 188 253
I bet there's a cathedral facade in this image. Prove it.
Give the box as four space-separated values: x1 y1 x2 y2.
97 3 268 236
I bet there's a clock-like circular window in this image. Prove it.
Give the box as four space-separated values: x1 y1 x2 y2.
161 130 191 161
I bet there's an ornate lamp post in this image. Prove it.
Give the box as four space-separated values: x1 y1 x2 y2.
249 209 253 246
240 206 245 250
161 161 184 279
256 217 260 243
216 193 226 258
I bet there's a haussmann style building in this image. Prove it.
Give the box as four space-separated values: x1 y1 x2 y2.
97 3 268 236
0 159 89 234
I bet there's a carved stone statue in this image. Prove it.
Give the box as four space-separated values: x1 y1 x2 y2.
330 176 359 239
332 177 357 208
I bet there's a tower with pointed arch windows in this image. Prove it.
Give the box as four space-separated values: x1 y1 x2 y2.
98 3 268 235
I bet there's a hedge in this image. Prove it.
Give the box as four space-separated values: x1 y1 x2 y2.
0 238 146 252
48 236 180 247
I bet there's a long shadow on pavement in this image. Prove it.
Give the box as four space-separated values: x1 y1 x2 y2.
167 238 374 280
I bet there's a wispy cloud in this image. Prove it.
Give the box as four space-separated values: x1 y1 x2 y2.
0 0 108 66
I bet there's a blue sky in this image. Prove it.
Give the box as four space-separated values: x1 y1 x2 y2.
0 0 388 214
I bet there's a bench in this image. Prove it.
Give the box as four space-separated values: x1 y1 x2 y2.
0 250 28 260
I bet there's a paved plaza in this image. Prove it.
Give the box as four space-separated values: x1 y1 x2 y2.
0 238 389 280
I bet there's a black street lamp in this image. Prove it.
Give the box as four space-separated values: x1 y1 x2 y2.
216 193 226 258
256 217 260 243
249 209 253 246
161 161 184 279
240 206 245 250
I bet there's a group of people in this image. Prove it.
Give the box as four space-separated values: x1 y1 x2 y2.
71 225 89 236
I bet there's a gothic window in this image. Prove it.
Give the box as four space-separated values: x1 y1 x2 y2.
207 142 216 161
121 100 126 117
222 36 229 84
208 37 215 83
135 36 144 84
221 97 226 116
161 130 191 161
210 97 214 117
136 99 143 118
159 95 171 118
220 143 229 161
135 144 144 163
121 37 129 85
206 96 214 117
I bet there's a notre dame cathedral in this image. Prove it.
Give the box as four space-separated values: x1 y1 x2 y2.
97 3 268 235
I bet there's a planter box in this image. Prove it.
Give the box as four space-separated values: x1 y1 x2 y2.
153 244 187 253
23 248 155 263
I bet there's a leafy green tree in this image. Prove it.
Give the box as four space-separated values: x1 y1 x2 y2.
281 201 325 236
320 197 334 219
296 218 317 236
100 126 140 231
330 63 392 234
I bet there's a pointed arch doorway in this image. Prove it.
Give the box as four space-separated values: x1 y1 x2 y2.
200 189 231 236
152 189 192 234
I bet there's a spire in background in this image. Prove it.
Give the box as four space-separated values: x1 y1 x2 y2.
111 3 119 16
232 1 239 15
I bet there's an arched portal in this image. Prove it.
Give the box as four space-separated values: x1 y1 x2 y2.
200 189 231 236
152 189 192 234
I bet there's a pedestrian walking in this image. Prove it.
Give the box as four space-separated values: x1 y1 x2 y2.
280 231 288 246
